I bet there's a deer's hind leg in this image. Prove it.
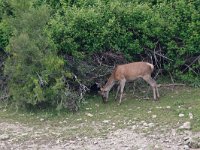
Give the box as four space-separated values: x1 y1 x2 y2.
156 86 160 99
142 75 159 100
115 84 120 101
118 79 126 105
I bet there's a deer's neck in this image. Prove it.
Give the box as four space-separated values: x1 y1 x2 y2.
103 77 115 92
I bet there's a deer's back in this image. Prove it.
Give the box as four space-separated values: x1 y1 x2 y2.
113 62 153 81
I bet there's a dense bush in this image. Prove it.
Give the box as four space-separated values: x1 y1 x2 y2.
48 0 199 84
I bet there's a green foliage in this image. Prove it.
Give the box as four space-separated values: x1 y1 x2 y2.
48 1 146 56
0 0 13 19
4 1 70 110
0 0 13 49
0 20 11 49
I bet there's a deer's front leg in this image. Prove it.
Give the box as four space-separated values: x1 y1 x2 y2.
156 86 160 99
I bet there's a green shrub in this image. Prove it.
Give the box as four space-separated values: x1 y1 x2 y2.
4 1 74 110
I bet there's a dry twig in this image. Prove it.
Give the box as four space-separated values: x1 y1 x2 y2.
157 83 186 87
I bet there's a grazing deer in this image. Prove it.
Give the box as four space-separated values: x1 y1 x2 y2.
99 62 159 104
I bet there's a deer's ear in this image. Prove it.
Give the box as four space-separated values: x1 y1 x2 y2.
95 82 101 88
98 91 101 95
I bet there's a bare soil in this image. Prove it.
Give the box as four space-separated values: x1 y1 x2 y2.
0 120 199 150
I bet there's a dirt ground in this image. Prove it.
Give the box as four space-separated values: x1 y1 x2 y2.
1 120 199 150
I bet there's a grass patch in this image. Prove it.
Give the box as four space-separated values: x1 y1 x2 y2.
0 86 200 139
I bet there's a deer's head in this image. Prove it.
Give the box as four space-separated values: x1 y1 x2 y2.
98 88 109 103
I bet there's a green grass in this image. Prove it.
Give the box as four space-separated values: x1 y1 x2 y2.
0 86 200 139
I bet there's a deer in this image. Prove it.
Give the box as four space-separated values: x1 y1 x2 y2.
99 62 160 105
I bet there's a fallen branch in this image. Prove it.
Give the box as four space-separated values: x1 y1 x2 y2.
157 83 186 87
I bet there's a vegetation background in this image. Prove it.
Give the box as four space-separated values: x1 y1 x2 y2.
0 0 199 111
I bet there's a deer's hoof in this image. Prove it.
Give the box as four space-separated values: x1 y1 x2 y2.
117 103 121 106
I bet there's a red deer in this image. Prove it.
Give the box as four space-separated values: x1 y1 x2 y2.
99 62 159 104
